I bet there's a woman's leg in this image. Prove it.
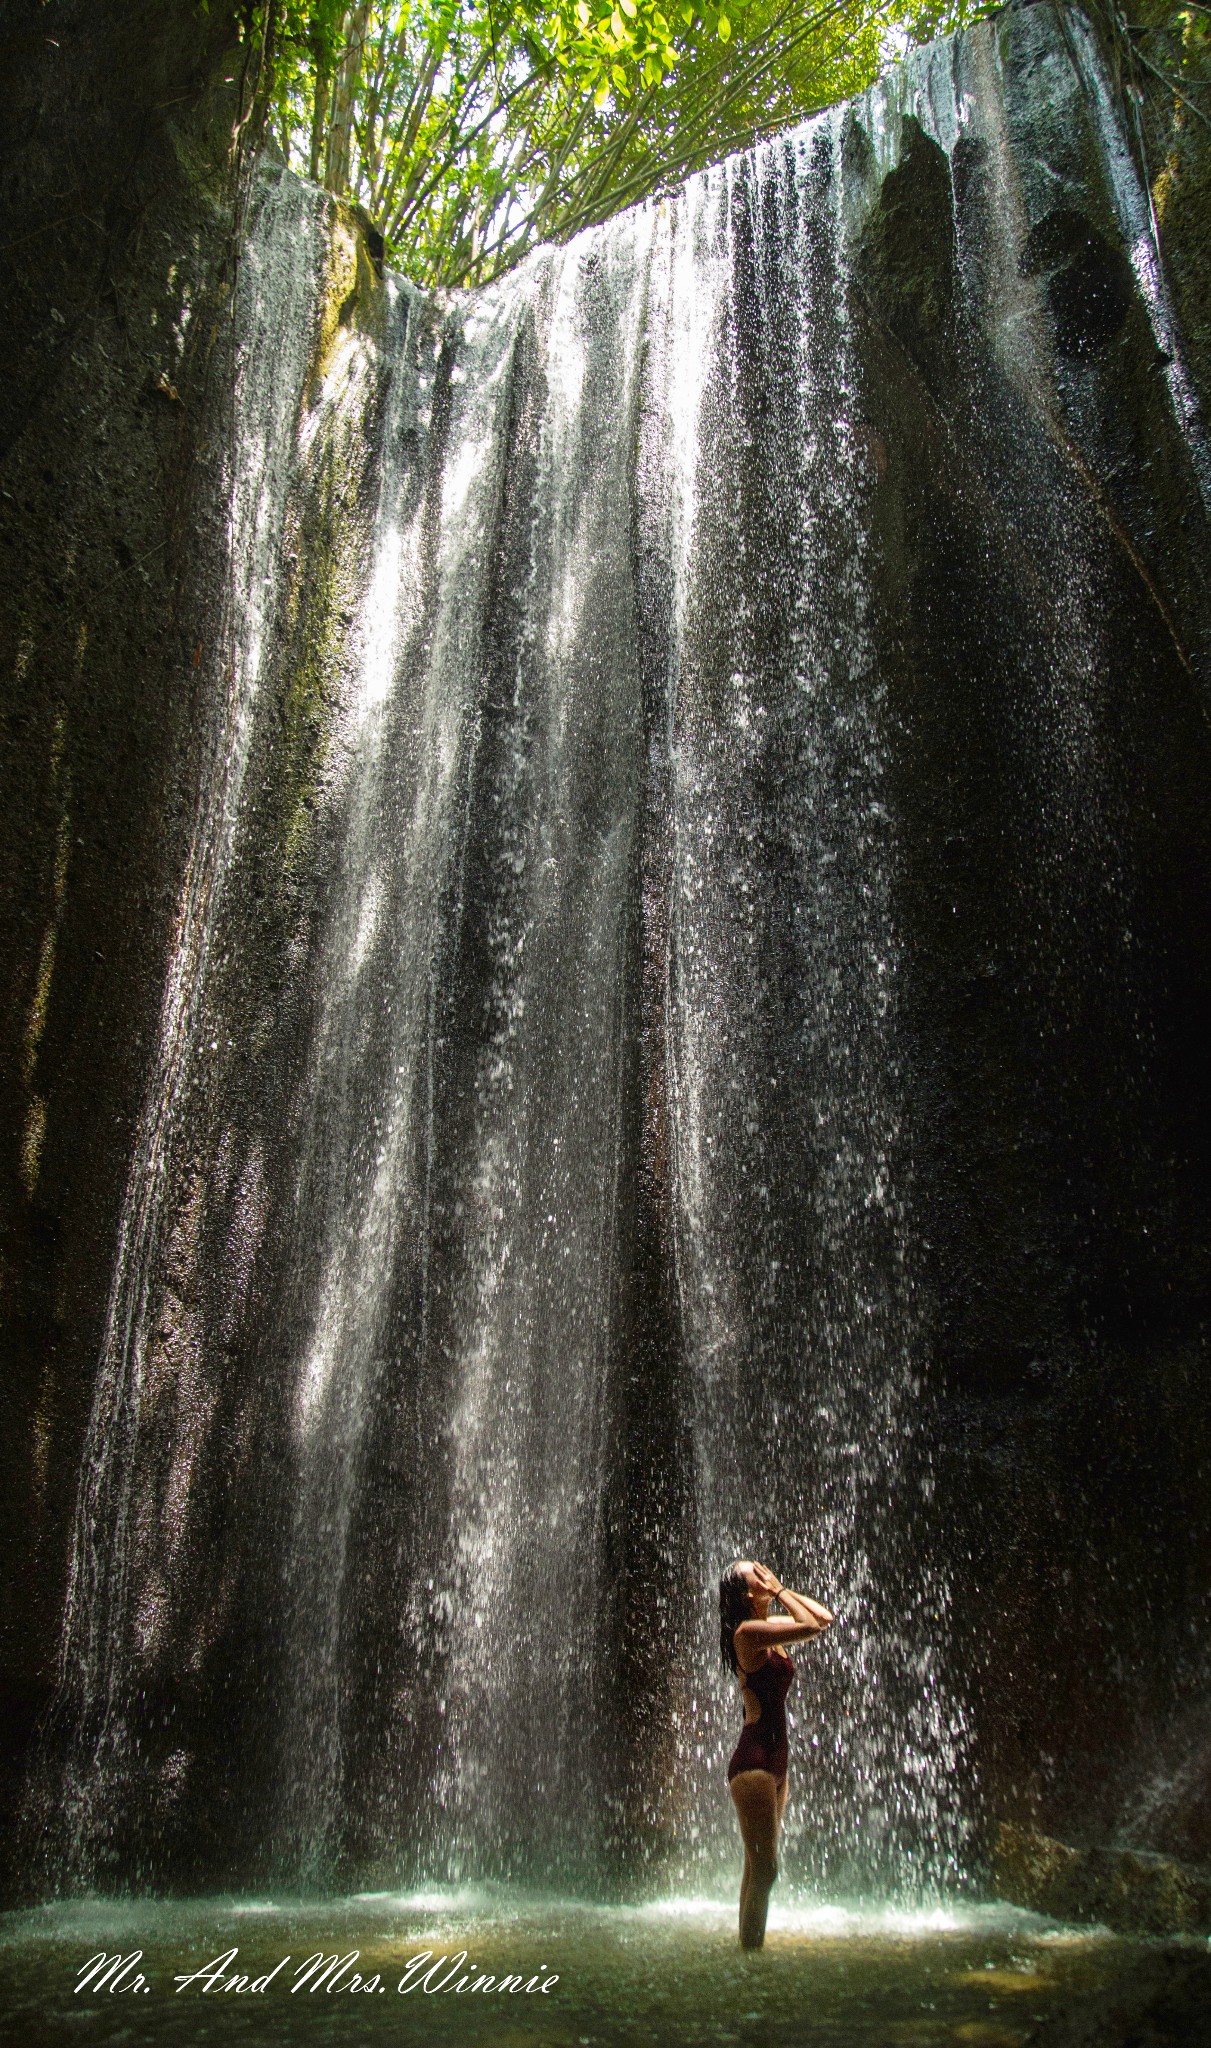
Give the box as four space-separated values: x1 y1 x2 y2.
728 1770 781 1948
738 1847 752 1932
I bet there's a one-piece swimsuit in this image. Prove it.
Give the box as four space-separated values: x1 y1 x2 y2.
726 1647 795 1786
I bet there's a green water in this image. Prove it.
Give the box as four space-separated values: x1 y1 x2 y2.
2 1890 1209 2048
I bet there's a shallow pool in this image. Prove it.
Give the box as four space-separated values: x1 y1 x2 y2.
2 1889 1208 2047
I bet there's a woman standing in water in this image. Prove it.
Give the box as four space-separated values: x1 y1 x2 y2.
720 1559 834 1948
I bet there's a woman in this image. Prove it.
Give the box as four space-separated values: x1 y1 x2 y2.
720 1558 834 1949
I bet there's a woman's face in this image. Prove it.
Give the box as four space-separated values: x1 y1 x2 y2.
734 1560 767 1614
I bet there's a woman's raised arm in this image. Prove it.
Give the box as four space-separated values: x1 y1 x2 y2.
736 1567 834 1655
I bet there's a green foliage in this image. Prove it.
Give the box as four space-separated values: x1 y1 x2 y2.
242 0 995 287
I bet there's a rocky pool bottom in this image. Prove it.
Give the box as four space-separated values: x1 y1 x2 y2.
2 1889 1209 2048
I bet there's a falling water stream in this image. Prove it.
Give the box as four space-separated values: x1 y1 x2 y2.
30 10 1211 1981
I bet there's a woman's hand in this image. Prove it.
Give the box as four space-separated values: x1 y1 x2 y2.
736 1567 834 1656
777 1586 834 1629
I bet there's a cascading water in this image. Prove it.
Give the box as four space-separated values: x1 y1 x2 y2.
641 114 969 1892
37 3 1211 1901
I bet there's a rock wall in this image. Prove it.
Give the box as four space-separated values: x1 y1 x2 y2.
848 15 1211 1870
992 1821 1211 1936
0 0 244 1886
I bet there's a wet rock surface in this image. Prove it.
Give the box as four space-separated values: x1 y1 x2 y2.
0 0 246 1889
992 1820 1211 1936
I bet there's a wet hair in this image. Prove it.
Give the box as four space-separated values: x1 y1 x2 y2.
719 1563 751 1675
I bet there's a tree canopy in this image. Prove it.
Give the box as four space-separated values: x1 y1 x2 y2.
240 0 990 286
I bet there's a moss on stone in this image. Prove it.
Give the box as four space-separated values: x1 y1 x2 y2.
308 202 386 405
1156 114 1211 420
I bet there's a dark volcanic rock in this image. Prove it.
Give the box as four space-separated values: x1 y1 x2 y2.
0 0 241 1891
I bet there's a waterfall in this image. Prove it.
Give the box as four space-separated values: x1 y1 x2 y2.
641 114 969 1891
40 4 1209 1898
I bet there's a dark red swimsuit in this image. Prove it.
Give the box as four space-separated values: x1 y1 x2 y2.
727 1648 795 1786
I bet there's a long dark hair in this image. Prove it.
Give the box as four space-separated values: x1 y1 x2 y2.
719 1564 751 1674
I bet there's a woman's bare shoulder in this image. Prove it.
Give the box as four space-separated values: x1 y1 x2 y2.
733 1633 769 1679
